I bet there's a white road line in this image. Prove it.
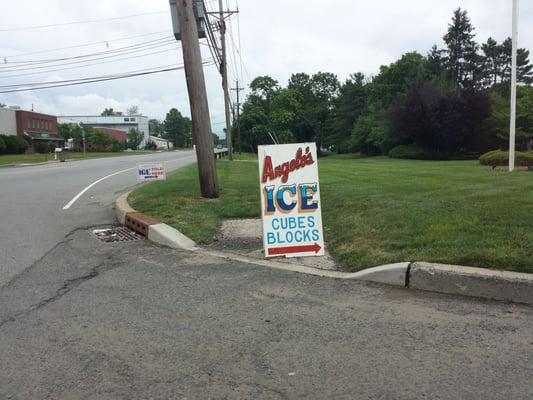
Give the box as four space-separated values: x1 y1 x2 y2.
62 167 135 210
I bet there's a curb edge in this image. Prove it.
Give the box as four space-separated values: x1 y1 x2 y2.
115 193 533 306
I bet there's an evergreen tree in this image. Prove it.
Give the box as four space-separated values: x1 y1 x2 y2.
443 8 479 87
481 37 502 86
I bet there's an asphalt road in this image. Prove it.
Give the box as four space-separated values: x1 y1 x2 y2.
1 151 532 399
0 150 196 286
0 231 532 399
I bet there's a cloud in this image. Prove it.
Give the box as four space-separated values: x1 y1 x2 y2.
0 0 531 137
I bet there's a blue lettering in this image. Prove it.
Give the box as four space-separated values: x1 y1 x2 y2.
307 216 316 228
277 185 297 211
300 183 318 210
286 231 294 243
267 232 276 244
312 229 320 241
288 217 297 229
264 186 276 213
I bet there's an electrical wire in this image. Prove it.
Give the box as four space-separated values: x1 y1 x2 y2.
0 46 181 80
0 11 168 32
0 36 174 68
0 60 215 93
2 30 170 60
0 40 176 73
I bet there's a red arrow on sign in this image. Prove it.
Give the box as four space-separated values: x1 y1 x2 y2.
268 243 322 256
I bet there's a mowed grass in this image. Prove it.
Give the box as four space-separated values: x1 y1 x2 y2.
129 155 533 273
0 151 148 166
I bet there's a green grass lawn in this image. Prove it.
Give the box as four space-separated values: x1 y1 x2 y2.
129 155 533 273
0 151 150 166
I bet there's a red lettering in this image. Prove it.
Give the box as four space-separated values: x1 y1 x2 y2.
262 146 316 184
261 156 275 183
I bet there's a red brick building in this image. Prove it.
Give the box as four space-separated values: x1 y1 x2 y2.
15 110 63 152
82 127 128 151
98 127 128 142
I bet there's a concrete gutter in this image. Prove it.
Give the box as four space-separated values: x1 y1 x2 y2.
115 192 533 306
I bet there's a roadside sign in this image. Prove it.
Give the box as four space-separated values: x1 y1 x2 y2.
258 143 325 258
137 163 166 181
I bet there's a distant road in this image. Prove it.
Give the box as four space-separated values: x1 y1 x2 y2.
0 150 196 287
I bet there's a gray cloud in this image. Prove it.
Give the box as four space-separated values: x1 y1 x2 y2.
0 0 531 135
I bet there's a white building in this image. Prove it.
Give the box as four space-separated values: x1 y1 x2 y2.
0 107 17 136
58 115 150 147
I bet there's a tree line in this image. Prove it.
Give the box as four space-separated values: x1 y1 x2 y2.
236 8 533 158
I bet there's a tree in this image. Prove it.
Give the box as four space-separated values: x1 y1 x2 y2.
212 133 220 146
499 38 533 84
486 86 533 150
389 80 490 153
87 129 111 151
287 71 340 150
163 108 192 148
481 37 502 86
328 73 368 152
351 105 388 155
149 119 164 137
126 105 139 116
428 45 446 77
443 8 479 87
127 128 143 150
101 108 116 116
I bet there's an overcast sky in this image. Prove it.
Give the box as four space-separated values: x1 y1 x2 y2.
0 0 531 136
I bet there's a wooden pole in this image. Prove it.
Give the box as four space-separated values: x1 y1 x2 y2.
219 0 233 160
231 80 244 154
176 0 219 197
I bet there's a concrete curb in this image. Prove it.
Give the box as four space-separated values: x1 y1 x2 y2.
409 262 533 305
115 193 533 306
115 192 199 251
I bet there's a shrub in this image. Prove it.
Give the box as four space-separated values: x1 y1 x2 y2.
479 150 533 167
110 139 125 152
0 135 6 154
2 135 29 154
388 144 452 160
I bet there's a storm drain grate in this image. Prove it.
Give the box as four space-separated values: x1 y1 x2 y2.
92 226 144 243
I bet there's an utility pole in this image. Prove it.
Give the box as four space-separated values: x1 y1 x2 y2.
176 0 219 198
218 0 233 160
509 0 518 172
231 80 244 154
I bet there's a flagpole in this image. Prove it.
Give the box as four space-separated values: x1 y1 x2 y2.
509 0 518 172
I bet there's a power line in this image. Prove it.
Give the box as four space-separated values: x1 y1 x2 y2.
0 40 176 73
0 36 174 68
0 46 181 80
0 11 168 32
0 60 214 93
2 30 170 60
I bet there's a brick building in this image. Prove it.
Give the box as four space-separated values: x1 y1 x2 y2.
83 127 128 151
15 110 63 152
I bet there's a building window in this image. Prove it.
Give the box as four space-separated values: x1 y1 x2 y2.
130 118 136 122
124 118 130 122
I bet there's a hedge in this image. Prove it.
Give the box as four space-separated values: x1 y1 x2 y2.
0 134 29 155
388 144 452 160
479 150 533 167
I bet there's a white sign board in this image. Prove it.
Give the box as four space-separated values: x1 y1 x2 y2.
137 163 166 181
258 143 325 258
